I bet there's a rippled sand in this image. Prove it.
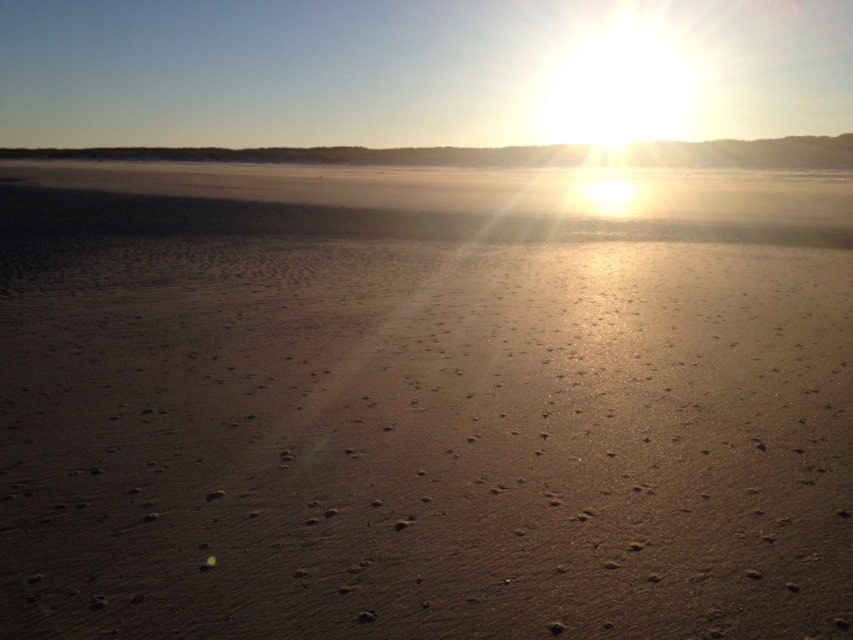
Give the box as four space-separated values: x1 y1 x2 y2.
1 163 851 638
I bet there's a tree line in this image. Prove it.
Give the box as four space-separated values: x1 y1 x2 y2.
2 134 852 169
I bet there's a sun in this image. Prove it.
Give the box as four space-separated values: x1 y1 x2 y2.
539 21 696 147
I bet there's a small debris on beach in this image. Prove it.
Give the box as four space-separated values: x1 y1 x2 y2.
206 489 226 502
548 621 566 635
357 610 377 624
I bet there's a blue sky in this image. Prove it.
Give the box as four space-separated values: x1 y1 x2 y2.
1 0 851 148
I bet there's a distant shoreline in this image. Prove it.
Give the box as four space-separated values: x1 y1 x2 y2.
2 133 853 169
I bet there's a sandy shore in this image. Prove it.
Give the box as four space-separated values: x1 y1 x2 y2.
3 163 853 249
1 165 852 638
4 159 853 230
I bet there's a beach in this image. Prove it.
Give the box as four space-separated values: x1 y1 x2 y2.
1 162 851 638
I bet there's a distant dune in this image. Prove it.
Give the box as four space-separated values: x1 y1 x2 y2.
2 134 853 169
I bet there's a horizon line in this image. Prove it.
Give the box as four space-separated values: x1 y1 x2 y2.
2 132 853 153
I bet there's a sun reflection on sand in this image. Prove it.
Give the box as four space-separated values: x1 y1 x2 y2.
584 179 637 216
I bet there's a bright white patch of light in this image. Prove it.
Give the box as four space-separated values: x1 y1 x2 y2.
539 20 696 146
584 179 636 215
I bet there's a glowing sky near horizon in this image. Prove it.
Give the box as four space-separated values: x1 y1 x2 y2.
1 0 851 149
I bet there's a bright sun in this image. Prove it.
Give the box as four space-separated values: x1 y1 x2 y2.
539 21 696 147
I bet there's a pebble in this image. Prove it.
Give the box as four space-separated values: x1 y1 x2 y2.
357 610 377 623
394 519 411 532
548 621 566 635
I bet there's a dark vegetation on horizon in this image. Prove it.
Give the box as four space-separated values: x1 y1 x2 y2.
2 134 853 169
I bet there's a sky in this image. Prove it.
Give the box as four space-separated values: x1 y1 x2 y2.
1 0 852 149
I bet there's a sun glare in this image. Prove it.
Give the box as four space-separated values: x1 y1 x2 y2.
539 20 696 148
584 179 636 215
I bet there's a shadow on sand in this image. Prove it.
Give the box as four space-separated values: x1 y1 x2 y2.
3 183 852 249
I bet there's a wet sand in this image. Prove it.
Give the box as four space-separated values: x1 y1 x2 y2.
1 163 851 638
3 160 853 230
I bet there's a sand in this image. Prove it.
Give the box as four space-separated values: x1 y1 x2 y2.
1 162 851 638
5 160 853 230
